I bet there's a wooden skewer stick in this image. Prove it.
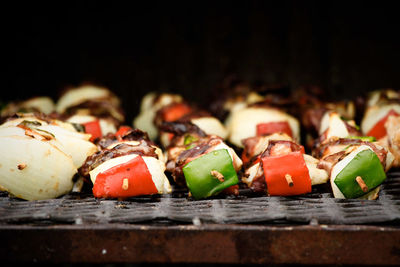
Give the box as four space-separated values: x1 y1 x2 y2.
356 176 368 192
122 178 129 190
285 174 294 187
211 170 225 182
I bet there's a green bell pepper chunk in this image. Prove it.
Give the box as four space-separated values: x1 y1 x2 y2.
184 134 199 150
334 149 386 198
348 136 376 142
184 134 198 145
182 149 239 199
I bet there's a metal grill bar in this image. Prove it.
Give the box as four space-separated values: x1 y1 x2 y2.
0 172 399 225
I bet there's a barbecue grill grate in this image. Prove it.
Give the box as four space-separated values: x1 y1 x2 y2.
0 172 399 225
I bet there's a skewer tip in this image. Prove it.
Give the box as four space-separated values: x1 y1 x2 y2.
285 174 294 187
211 170 225 182
122 178 129 190
356 176 368 193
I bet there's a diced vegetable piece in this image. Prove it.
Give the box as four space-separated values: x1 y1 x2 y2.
93 155 158 198
348 136 376 142
183 149 239 199
334 149 386 198
262 151 311 196
162 103 192 122
256 121 293 137
184 134 198 145
115 126 132 137
83 120 102 141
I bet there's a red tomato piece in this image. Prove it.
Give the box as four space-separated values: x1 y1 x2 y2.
115 126 132 138
83 120 102 142
93 155 158 198
256 121 292 137
162 103 192 122
262 151 311 196
367 109 399 139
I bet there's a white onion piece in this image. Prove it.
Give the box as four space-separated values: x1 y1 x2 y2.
21 97 55 114
228 107 300 147
0 125 97 169
133 109 158 140
321 112 349 139
0 117 49 128
142 156 171 194
303 154 329 185
367 89 399 107
56 85 119 113
319 111 331 135
224 102 248 130
37 125 97 168
134 93 183 140
0 114 83 137
242 162 261 187
191 117 228 139
1 97 55 117
0 135 76 200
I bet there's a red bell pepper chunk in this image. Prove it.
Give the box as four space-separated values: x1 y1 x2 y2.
256 121 292 137
83 120 102 142
115 126 132 138
262 151 311 196
367 109 399 139
93 155 158 198
162 103 192 122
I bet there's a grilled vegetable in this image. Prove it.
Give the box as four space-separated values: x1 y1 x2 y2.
361 89 400 167
89 153 170 198
134 92 184 140
242 139 328 195
67 114 117 141
183 149 239 199
228 106 300 148
318 112 361 141
1 96 55 117
164 128 242 198
0 135 76 200
262 151 311 196
330 145 387 199
380 115 400 167
314 133 393 199
256 121 293 137
81 131 171 199
0 117 91 200
0 114 97 169
56 84 120 114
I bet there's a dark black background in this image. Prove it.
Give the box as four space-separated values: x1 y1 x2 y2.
3 1 400 123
